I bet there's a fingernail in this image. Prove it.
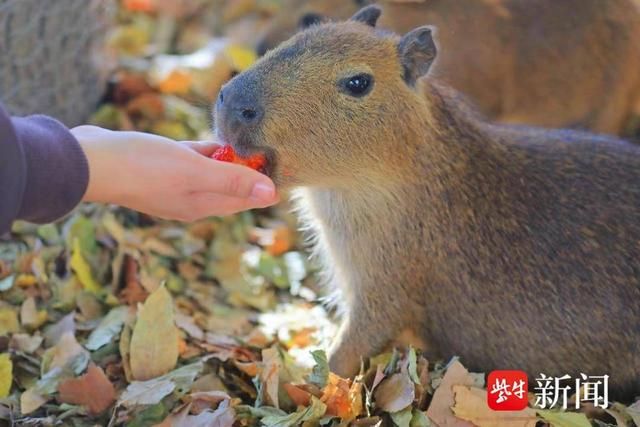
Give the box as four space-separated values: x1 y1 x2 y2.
251 182 276 202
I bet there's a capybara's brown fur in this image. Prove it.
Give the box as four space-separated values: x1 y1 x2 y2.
215 7 640 397
257 0 640 138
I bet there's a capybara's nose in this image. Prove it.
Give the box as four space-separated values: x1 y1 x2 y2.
238 107 259 123
217 85 264 128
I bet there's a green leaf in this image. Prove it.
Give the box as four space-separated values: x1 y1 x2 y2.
37 224 61 245
127 402 168 427
410 409 432 427
85 306 129 350
262 396 327 427
306 350 329 389
391 407 413 427
256 252 290 289
407 347 419 384
370 352 394 369
68 215 97 255
537 410 592 427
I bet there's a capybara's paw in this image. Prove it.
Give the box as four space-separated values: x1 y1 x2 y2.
328 347 362 378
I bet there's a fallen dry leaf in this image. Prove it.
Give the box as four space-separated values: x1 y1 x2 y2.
0 353 12 398
284 383 312 407
20 388 48 415
0 307 19 335
374 370 415 413
45 332 89 372
43 313 75 347
20 297 47 329
57 364 116 415
9 333 43 354
260 346 282 408
130 285 179 380
321 373 361 421
70 238 102 294
158 69 194 94
120 255 149 305
452 386 537 427
426 360 477 427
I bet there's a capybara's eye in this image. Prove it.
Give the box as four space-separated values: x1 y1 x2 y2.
341 74 374 97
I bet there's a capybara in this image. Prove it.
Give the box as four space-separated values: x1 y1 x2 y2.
215 6 640 397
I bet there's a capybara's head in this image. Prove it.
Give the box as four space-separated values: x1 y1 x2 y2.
256 0 371 55
214 6 438 188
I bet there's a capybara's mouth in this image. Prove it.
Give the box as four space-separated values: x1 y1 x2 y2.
213 130 277 178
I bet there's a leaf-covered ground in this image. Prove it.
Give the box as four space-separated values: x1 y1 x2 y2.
1 1 639 426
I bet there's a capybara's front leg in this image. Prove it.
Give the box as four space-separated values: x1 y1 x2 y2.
328 308 399 378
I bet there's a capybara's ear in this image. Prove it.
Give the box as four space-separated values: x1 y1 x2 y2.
350 5 382 27
398 26 437 86
299 12 327 30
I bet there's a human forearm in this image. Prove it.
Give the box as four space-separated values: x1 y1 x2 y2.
0 104 88 234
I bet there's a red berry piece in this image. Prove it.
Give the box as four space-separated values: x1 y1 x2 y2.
211 145 236 162
211 145 267 173
244 154 267 172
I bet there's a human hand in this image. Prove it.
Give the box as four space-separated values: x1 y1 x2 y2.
71 126 278 221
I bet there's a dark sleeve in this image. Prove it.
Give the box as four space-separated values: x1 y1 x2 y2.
0 103 89 234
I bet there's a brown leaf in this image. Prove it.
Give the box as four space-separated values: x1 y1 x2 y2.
284 383 312 407
374 371 415 413
259 347 282 408
452 386 537 427
321 373 362 421
120 256 149 306
129 286 179 380
58 364 116 415
126 93 165 120
189 390 232 414
113 72 154 104
234 361 259 377
426 361 477 427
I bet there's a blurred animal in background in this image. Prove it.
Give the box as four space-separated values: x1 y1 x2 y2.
0 0 115 126
257 0 640 138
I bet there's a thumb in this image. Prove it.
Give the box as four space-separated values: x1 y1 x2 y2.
181 140 222 157
200 160 278 203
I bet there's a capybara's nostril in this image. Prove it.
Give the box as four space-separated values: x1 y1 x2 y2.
218 89 224 105
241 108 258 121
